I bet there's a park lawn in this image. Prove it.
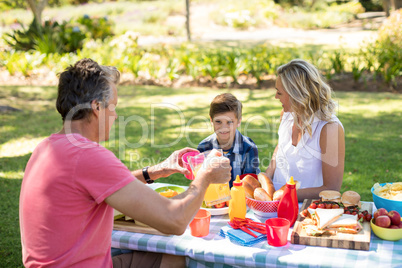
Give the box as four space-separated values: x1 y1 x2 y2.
0 85 401 266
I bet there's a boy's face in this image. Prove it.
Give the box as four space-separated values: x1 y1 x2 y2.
211 111 240 149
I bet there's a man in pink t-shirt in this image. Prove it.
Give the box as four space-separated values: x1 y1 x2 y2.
20 59 231 268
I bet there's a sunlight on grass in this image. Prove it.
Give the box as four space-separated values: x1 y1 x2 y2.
0 171 24 179
0 137 46 157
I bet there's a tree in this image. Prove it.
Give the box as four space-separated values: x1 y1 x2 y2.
185 0 191 42
382 0 402 16
27 0 49 27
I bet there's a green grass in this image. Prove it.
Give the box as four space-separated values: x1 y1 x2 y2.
1 85 401 266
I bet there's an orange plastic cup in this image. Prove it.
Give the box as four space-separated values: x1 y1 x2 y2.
189 209 211 237
265 218 290 247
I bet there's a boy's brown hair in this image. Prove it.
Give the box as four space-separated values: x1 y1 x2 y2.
209 93 242 120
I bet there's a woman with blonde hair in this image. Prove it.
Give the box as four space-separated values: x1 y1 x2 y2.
264 59 345 201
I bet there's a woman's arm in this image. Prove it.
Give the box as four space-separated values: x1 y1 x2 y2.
264 144 278 179
296 122 345 201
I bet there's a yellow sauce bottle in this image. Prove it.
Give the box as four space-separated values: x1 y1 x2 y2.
229 175 247 221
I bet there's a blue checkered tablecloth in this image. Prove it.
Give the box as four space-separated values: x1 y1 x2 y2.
111 183 402 268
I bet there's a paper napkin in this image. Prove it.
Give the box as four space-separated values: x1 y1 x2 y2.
219 225 266 246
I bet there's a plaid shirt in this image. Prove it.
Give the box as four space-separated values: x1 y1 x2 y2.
197 130 260 187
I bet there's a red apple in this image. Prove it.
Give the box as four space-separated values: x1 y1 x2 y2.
389 225 399 229
374 208 388 220
388 210 401 226
375 215 391 228
399 222 402 229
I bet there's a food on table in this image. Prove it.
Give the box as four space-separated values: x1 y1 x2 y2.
327 214 363 234
375 215 391 228
273 180 300 201
373 182 402 201
373 208 402 229
257 173 275 201
388 210 401 226
299 189 373 236
315 208 344 229
242 175 261 199
214 202 227 208
201 201 228 209
319 190 341 203
254 187 271 201
341 191 361 208
243 173 284 202
159 189 179 198
303 225 337 236
373 208 388 219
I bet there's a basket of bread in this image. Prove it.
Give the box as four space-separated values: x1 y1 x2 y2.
242 173 300 217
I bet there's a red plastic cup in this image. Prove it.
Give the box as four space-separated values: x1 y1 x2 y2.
189 209 211 237
181 151 201 180
265 218 290 247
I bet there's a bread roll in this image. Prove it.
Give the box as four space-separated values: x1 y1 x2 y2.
273 188 284 201
243 175 261 189
243 182 255 199
273 180 300 201
257 173 275 200
254 187 272 201
242 175 261 199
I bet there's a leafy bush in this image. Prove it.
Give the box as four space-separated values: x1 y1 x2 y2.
3 19 86 54
75 15 114 40
364 10 402 85
3 14 114 54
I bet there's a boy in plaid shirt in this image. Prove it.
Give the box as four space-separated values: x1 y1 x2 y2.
198 93 260 187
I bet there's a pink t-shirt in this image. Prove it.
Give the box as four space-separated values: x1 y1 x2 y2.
20 133 135 267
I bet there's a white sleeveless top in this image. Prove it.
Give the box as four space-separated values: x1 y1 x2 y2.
273 112 343 189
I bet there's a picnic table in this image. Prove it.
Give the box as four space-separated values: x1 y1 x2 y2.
111 183 402 267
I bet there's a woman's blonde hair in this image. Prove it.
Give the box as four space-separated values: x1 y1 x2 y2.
277 59 336 136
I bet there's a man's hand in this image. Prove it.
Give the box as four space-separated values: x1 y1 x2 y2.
153 147 199 178
196 154 231 185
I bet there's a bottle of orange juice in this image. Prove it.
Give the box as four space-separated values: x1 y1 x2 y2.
189 149 231 207
229 175 247 221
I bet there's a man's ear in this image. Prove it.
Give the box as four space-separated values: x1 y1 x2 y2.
91 100 100 117
210 117 213 123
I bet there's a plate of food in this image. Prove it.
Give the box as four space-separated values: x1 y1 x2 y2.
155 186 186 198
202 201 230 216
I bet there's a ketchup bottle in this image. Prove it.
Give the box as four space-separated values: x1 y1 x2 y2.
277 176 299 227
229 175 247 222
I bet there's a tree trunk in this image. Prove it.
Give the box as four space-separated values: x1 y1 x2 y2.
26 0 49 26
185 0 191 42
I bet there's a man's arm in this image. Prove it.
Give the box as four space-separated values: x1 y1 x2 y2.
133 147 198 184
106 154 231 235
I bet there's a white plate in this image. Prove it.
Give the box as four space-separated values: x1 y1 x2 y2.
204 206 229 216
